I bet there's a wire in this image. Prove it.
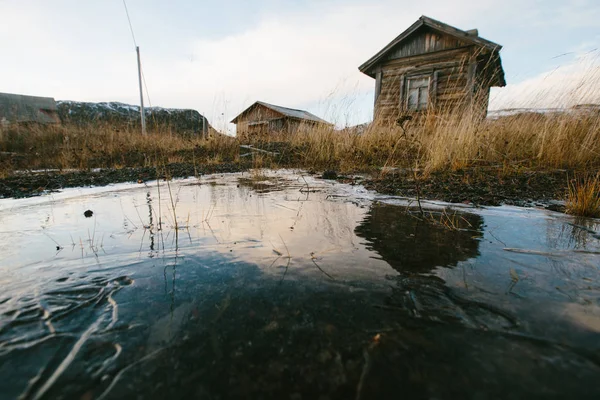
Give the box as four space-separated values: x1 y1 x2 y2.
122 0 153 112
122 0 137 48
141 66 153 107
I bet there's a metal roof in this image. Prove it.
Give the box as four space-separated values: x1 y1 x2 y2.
231 101 331 125
359 15 504 79
0 92 59 124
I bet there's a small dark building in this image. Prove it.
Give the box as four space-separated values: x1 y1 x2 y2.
0 92 60 126
359 16 506 124
231 101 331 138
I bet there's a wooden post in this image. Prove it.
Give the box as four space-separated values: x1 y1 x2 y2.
136 46 146 135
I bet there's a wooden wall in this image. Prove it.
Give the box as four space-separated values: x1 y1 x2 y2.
384 28 470 61
373 44 494 124
235 105 321 139
235 104 283 136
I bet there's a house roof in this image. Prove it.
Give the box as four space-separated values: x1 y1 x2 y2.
359 15 503 78
0 92 58 124
231 101 331 125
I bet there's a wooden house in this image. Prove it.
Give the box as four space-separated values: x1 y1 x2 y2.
231 101 331 138
0 92 60 126
359 16 506 124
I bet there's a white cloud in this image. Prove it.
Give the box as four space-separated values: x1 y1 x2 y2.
490 51 600 110
138 0 516 129
1 0 598 131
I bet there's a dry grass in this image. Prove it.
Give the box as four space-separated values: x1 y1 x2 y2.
245 107 599 175
566 173 600 218
1 107 599 177
0 122 240 172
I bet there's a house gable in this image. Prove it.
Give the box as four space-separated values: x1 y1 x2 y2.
231 103 284 124
359 16 502 78
383 27 471 62
231 101 331 125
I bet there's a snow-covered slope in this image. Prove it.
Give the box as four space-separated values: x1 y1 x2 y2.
56 100 211 135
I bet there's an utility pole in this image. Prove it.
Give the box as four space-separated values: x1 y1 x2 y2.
136 46 146 135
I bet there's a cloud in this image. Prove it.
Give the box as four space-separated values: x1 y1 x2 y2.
1 0 598 131
138 0 516 129
490 51 600 110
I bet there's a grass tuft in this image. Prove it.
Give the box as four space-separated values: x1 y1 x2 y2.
566 173 600 218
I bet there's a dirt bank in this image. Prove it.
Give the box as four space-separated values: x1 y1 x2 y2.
362 168 569 211
0 164 569 212
0 163 247 199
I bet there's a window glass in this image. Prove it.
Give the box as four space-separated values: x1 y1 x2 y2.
406 77 430 111
407 89 418 108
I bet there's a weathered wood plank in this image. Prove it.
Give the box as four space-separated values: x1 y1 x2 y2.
385 29 470 60
430 70 439 106
375 71 383 106
382 47 473 70
398 74 406 111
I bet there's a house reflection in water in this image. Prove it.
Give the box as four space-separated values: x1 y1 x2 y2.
355 202 484 274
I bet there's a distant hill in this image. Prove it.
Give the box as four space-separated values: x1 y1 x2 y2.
56 101 212 136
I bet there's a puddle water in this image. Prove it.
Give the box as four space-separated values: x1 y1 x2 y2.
1 170 599 399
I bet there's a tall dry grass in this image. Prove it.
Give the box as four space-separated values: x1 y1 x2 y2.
0 122 239 172
566 173 600 218
242 106 599 174
2 106 599 175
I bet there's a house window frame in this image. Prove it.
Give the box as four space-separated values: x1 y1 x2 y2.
406 75 431 111
399 71 438 113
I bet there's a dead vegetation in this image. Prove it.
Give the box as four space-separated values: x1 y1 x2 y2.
566 173 600 218
2 105 598 175
0 122 239 172
1 100 599 217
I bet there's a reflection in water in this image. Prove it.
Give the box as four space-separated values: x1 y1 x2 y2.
354 203 516 329
0 172 599 399
355 203 483 274
146 192 155 253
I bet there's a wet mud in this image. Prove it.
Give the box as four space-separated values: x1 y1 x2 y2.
1 161 571 213
364 168 569 209
0 162 246 199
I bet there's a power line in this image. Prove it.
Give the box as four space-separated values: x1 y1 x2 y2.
121 0 151 106
121 0 150 134
122 0 137 48
141 66 152 107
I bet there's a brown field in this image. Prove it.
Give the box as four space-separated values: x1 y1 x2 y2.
2 108 599 172
1 102 599 215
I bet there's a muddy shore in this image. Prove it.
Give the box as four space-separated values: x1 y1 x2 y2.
363 168 569 211
0 163 247 199
0 163 568 211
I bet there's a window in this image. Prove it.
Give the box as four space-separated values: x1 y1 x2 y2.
406 77 430 111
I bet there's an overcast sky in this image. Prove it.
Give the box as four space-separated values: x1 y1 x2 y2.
1 0 599 132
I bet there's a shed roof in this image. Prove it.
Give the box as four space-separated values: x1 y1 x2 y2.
359 15 503 78
231 101 331 125
0 92 58 124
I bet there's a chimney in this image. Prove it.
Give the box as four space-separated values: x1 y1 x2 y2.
465 29 479 37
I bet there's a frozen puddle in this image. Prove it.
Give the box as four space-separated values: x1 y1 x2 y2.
0 170 599 399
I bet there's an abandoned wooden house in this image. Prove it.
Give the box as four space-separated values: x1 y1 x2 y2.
0 92 60 126
231 101 331 137
359 16 506 124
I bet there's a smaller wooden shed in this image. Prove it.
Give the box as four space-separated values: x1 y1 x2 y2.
359 16 506 124
0 92 60 126
231 101 331 138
